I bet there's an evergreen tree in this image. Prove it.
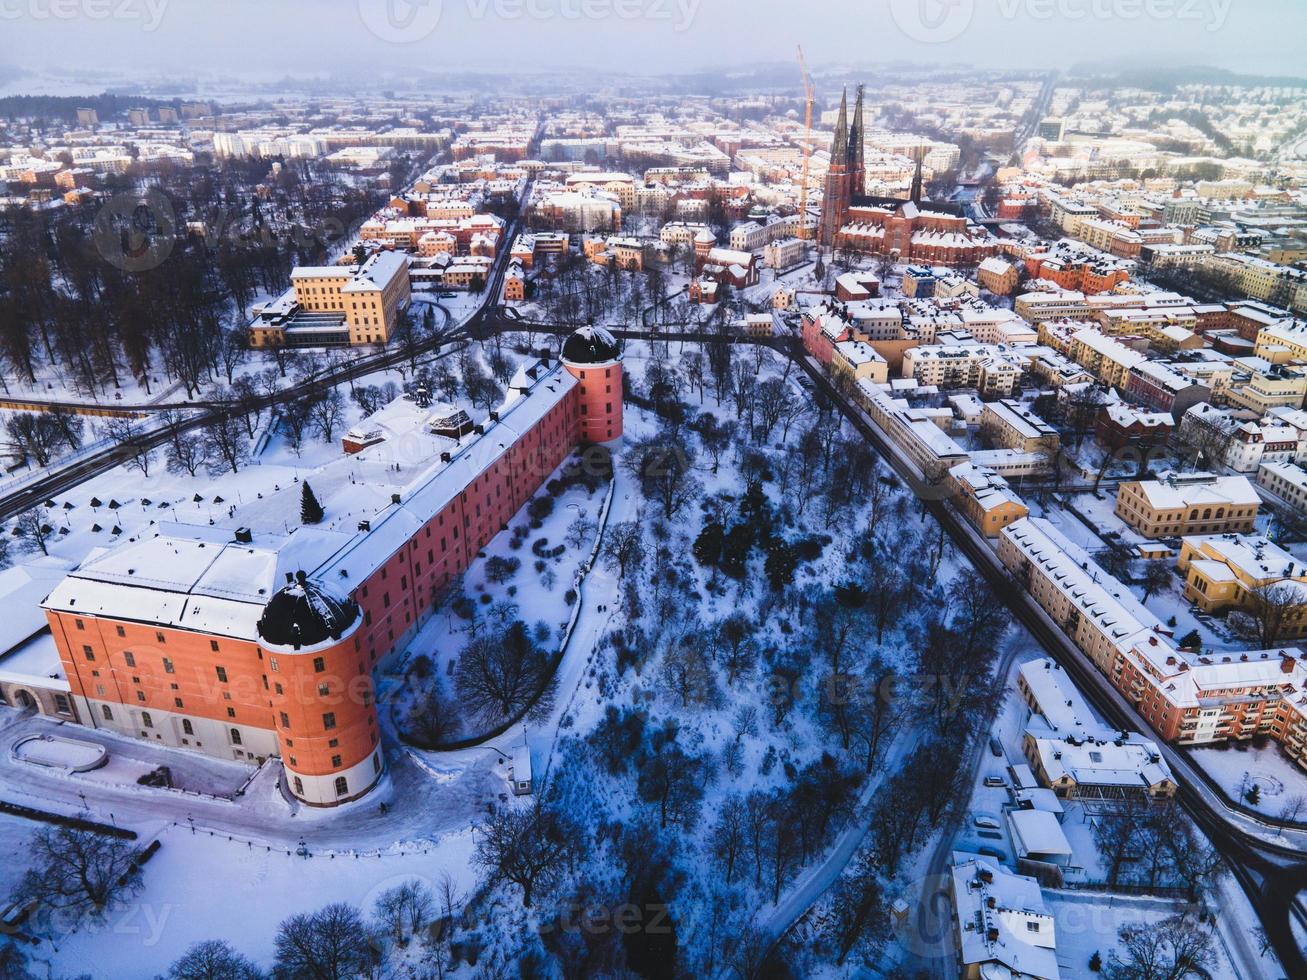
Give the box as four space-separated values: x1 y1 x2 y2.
301 481 324 525
693 521 724 568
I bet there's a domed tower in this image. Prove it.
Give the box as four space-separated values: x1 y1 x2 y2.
693 227 716 271
561 325 623 445
257 571 382 806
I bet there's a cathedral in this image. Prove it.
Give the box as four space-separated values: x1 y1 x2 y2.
816 86 997 267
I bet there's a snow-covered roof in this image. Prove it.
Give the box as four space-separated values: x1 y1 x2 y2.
44 359 578 643
950 855 1059 980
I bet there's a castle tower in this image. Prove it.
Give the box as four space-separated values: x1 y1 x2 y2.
561 325 623 445
257 572 382 807
817 88 853 249
850 84 866 199
693 227 716 271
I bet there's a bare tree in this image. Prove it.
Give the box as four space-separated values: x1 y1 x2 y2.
564 514 596 550
602 520 646 578
167 432 210 477
454 620 549 722
103 415 154 477
273 903 373 980
203 413 248 474
1106 912 1214 980
472 801 578 908
17 826 143 922
12 508 50 556
168 939 262 980
309 388 347 443
1229 581 1303 649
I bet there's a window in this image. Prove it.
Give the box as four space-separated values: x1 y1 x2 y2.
280 712 290 729
269 657 279 672
156 632 166 644
318 683 330 697
328 738 339 748
231 728 242 746
142 712 154 728
136 691 146 702
163 658 175 674
215 666 228 683
323 712 337 730
174 698 183 708
116 625 126 637
373 754 381 773
1026 922 1041 933
226 707 236 718
101 704 113 721
331 754 342 768
313 657 325 673
293 777 304 795
82 645 95 660
54 694 71 714
75 619 84 630
123 651 135 668
275 682 284 695
334 776 349 797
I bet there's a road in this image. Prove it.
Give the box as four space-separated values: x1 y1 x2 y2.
0 204 526 526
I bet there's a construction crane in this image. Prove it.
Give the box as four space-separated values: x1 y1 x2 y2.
796 44 815 241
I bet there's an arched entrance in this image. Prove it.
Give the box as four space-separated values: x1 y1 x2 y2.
13 690 36 712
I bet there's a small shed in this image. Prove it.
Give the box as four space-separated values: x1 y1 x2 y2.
510 743 533 796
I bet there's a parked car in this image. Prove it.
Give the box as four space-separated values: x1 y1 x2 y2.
977 847 1006 861
973 814 1001 830
984 775 1006 788
989 737 1003 757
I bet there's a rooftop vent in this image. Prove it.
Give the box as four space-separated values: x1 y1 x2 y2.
234 527 253 544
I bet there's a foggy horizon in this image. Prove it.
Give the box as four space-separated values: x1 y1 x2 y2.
1 0 1306 93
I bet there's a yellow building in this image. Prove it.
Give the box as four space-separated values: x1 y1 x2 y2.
950 463 1030 537
1115 473 1260 539
250 252 411 348
1177 534 1307 635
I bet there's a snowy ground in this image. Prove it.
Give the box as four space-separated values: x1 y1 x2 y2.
1044 890 1242 979
1188 740 1307 820
384 470 609 742
27 823 479 977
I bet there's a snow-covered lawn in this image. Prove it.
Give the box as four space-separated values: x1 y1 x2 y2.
34 824 479 977
1044 890 1242 979
1188 740 1307 819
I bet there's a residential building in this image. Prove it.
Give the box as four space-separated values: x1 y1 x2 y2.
1115 472 1260 538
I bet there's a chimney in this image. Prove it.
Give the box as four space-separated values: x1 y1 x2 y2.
1283 655 1297 674
234 527 253 544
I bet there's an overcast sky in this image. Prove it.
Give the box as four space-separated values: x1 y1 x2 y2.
1 0 1304 88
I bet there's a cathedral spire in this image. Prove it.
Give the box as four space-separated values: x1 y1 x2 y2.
830 87 848 162
850 83 866 196
910 149 925 205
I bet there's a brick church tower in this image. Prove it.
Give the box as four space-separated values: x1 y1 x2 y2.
817 86 866 249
